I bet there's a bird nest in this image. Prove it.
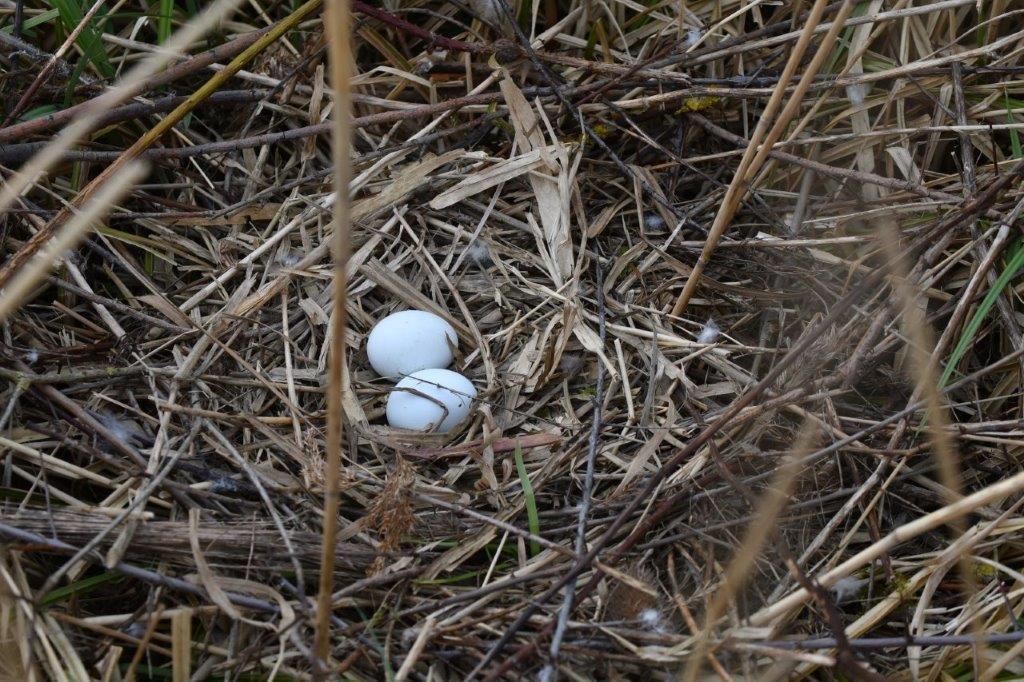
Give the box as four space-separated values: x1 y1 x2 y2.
1 0 1024 679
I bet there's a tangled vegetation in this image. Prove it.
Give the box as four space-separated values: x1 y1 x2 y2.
2 0 1024 679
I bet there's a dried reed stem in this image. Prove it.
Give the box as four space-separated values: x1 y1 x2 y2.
313 0 353 672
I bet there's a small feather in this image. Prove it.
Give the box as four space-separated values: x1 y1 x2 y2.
697 318 721 344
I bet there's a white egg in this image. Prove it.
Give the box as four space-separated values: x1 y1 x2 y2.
366 310 457 379
386 368 477 433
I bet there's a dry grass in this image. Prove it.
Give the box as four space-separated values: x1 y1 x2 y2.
2 0 1024 679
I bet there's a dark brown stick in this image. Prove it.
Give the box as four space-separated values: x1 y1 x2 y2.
352 0 488 54
0 28 271 144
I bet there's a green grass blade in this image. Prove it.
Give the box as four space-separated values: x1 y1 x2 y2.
47 0 114 78
158 0 174 43
516 0 532 29
0 8 60 34
63 57 90 107
583 18 600 60
513 442 541 556
21 104 60 121
825 1 870 74
42 571 121 605
940 240 1024 389
1006 91 1023 160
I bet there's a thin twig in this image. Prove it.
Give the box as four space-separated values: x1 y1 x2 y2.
549 257 607 672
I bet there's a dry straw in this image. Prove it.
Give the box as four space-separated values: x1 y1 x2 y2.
1 0 1023 680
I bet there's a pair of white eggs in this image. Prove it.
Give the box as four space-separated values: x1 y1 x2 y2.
367 310 477 433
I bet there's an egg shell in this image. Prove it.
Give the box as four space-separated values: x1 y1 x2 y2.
386 368 477 433
366 310 457 379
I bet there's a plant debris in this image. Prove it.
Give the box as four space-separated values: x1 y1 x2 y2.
2 0 1024 679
